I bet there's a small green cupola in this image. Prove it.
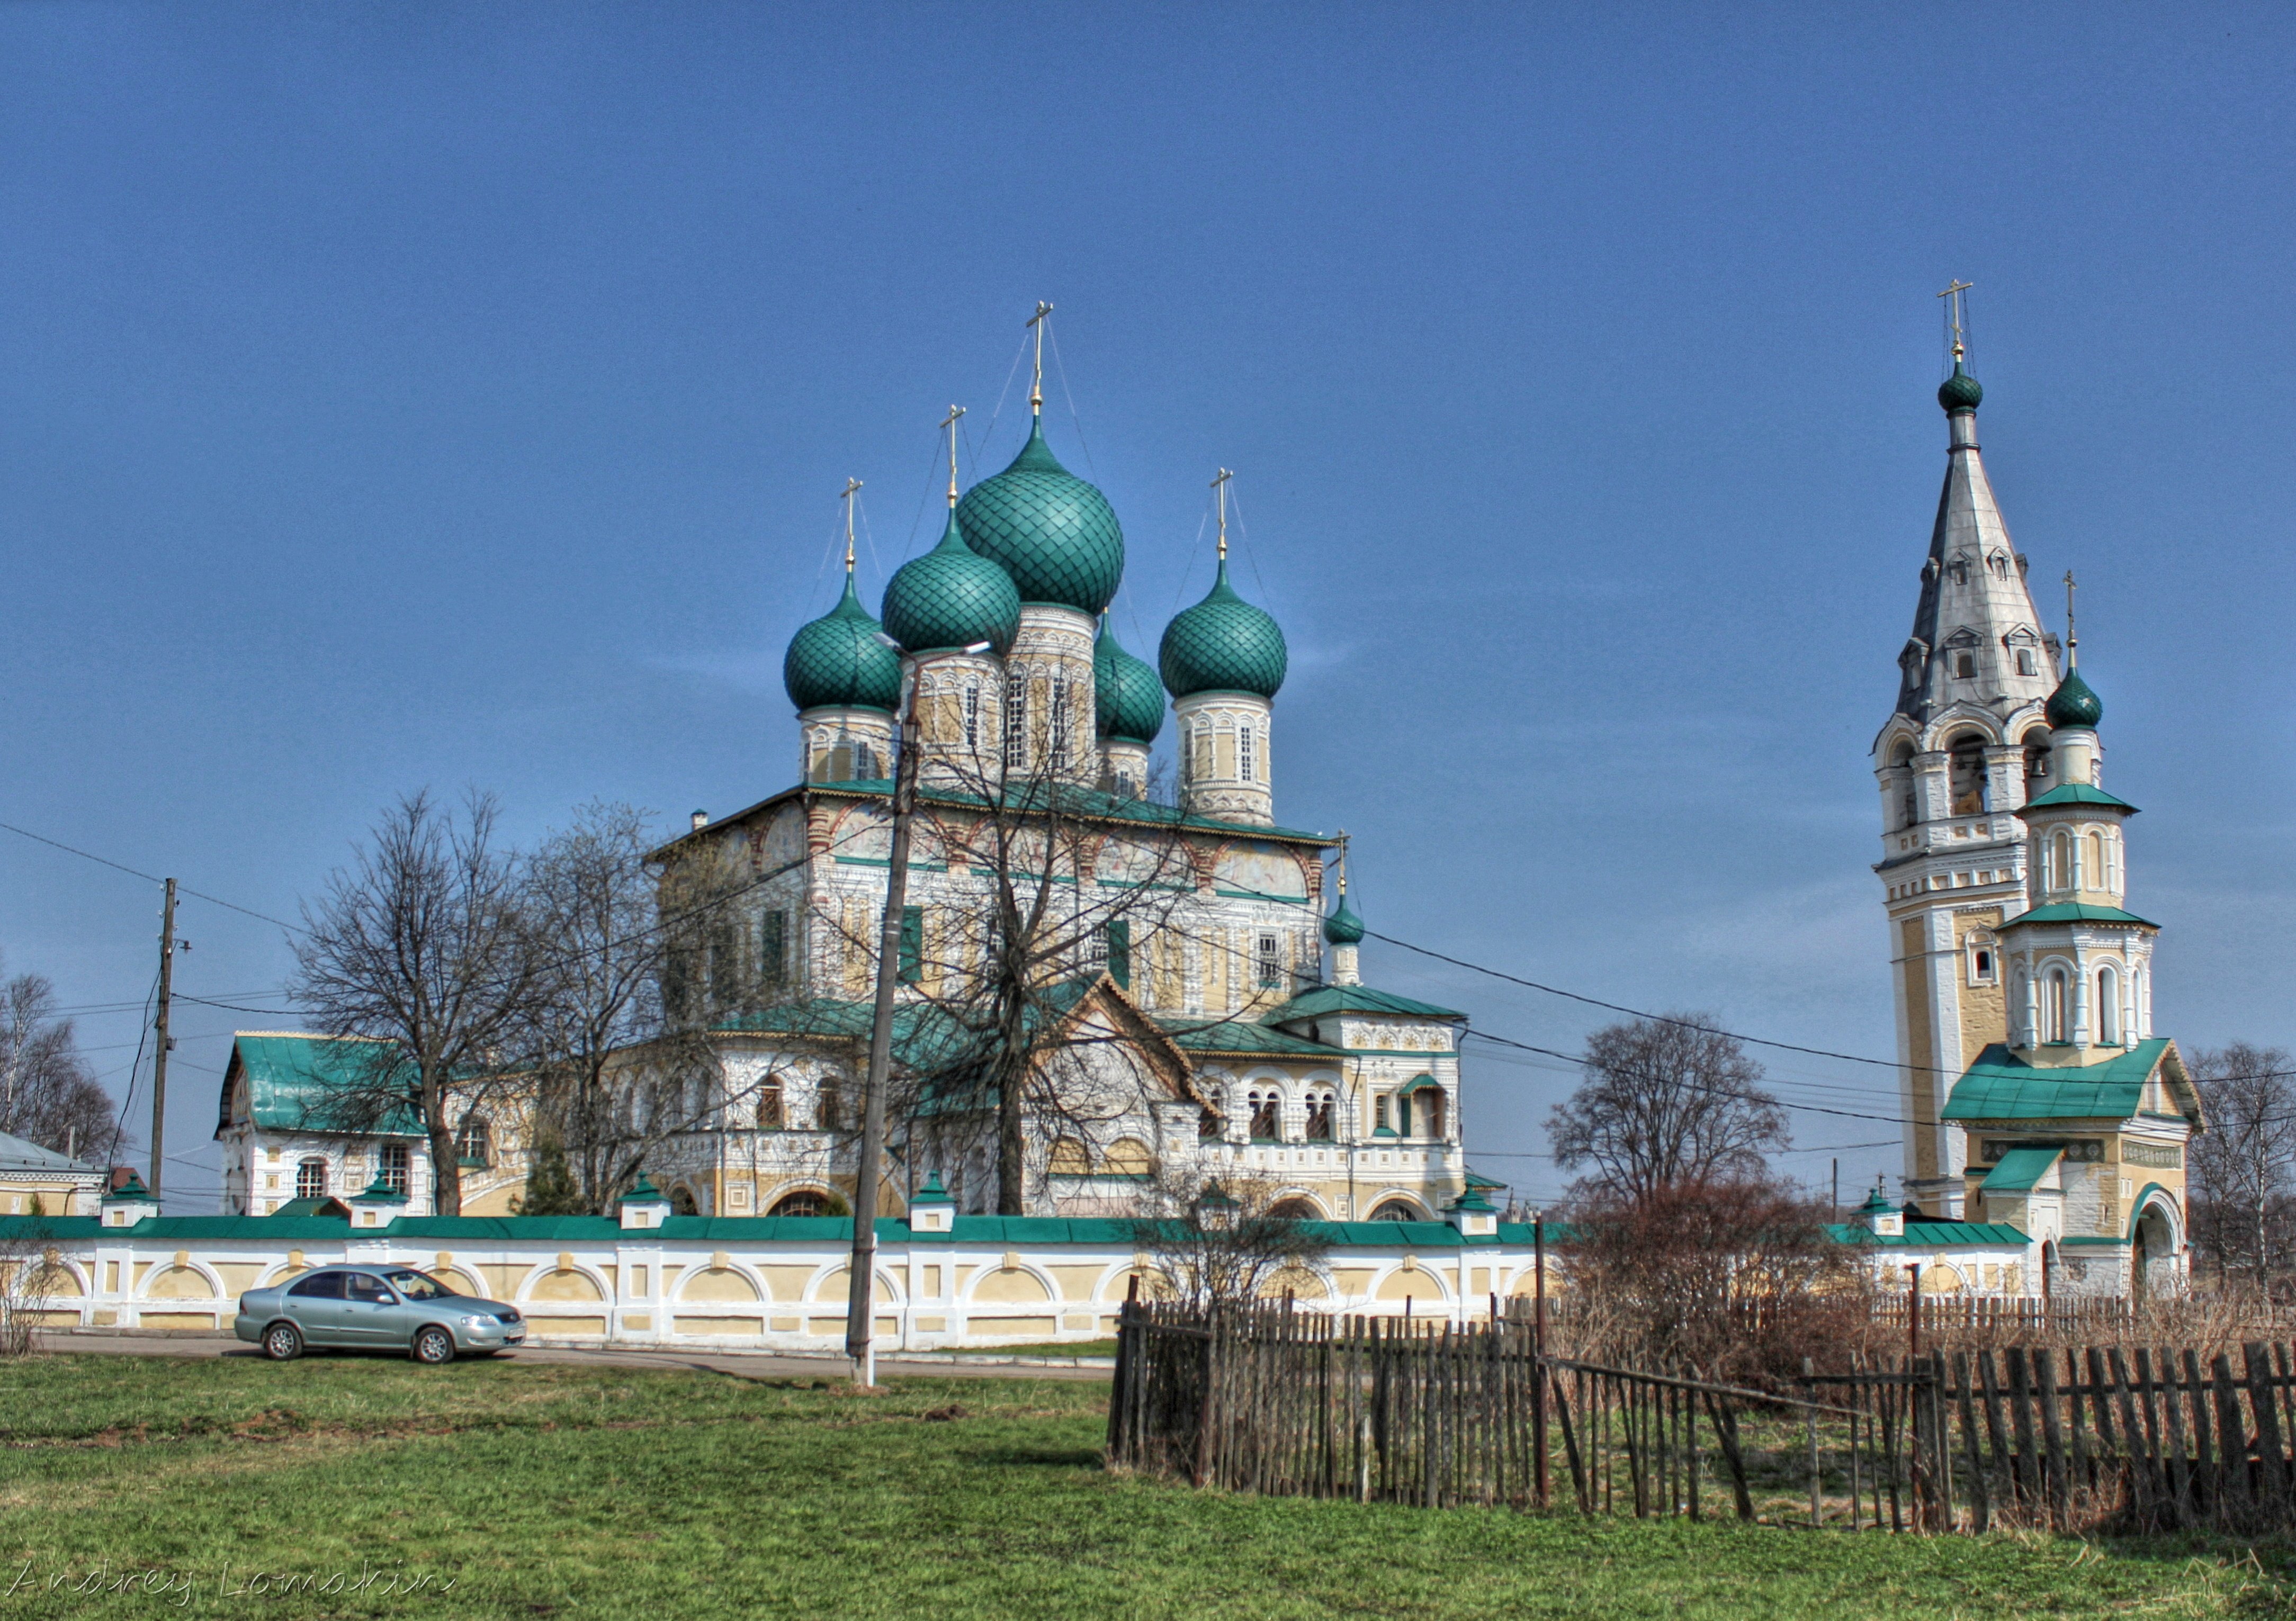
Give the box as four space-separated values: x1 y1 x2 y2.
954 419 1126 615
881 510 1023 655
784 568 903 714
2045 667 2102 730
1159 560 1288 699
1323 889 1364 947
1938 359 1984 412
1093 618 1165 745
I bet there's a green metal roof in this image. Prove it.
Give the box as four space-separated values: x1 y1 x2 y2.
784 568 903 714
266 1196 350 1219
1826 1220 2030 1247
1978 1146 2064 1193
955 418 1124 614
881 509 1022 655
1160 559 1287 699
1264 984 1467 1023
1093 618 1165 745
1157 1017 1342 1059
218 1034 424 1139
1322 890 1365 946
2020 781 2138 814
1943 1039 2174 1122
2003 902 2158 929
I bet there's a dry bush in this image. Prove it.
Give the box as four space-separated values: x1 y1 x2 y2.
1549 1176 1876 1384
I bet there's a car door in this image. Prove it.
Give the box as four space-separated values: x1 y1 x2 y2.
282 1270 351 1345
339 1271 403 1345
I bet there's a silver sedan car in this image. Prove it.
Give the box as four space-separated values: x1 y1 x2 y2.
234 1266 525 1364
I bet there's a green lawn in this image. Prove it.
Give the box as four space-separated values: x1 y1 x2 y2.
0 1352 2291 1618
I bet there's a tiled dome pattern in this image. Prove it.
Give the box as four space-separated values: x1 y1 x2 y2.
784 572 902 714
1159 562 1287 699
1093 620 1165 745
955 420 1125 614
882 512 1021 655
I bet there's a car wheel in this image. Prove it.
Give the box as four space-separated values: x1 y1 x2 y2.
411 1325 456 1365
262 1322 303 1362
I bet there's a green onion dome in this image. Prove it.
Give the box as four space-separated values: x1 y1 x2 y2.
1159 560 1287 699
1938 361 1984 412
1322 889 1364 946
2045 668 2103 729
1094 619 1165 745
783 571 902 714
881 510 1021 655
954 418 1125 614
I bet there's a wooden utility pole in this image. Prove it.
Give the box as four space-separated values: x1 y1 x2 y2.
149 877 177 1201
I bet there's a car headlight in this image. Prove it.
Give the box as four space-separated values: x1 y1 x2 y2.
460 1314 492 1328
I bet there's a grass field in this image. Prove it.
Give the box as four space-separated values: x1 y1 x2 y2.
1 1352 2293 1618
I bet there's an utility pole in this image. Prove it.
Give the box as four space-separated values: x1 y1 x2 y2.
149 877 177 1202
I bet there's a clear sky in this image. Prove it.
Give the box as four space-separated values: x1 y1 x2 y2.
4 5 2292 1210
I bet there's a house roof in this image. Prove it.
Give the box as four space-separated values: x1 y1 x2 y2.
2020 782 2138 814
1979 1146 2064 1193
216 1033 425 1140
1158 1017 1343 1059
2002 903 2158 929
0 1130 98 1176
1942 1039 2185 1123
1263 985 1467 1024
1825 1220 2032 1248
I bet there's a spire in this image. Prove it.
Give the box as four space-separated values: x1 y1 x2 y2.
940 404 965 508
1891 290 2057 726
1026 301 1053 420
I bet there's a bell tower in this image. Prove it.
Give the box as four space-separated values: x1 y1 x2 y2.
1872 289 2061 1218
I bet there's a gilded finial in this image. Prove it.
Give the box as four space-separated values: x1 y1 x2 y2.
939 404 965 508
840 476 862 572
2064 570 2078 668
1026 301 1053 416
1938 280 1975 366
1210 467 1233 563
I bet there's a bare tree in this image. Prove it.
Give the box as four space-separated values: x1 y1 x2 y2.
2185 1042 2296 1296
0 957 120 1160
513 804 764 1213
1547 1014 1788 1204
1128 1167 1329 1311
290 790 537 1217
0 1222 68 1358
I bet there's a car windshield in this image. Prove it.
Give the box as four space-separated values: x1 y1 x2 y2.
381 1268 456 1301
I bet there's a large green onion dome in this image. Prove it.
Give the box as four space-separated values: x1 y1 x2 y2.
1159 560 1287 699
2045 668 2103 729
1938 359 1984 412
783 570 902 714
1322 888 1365 946
881 511 1022 655
1094 618 1165 745
954 418 1125 614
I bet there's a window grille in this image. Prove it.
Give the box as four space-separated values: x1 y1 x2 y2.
1005 683 1028 768
295 1159 328 1200
1050 676 1070 767
963 683 980 749
1256 933 1282 987
380 1143 410 1195
1239 724 1255 784
454 1116 490 1168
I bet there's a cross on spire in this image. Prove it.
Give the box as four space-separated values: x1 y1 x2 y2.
1026 301 1053 415
939 404 965 507
2064 569 2078 668
840 476 862 573
1211 467 1233 561
1938 279 1975 367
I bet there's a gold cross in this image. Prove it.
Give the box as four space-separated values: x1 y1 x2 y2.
1026 301 1053 411
1938 280 1974 362
2063 569 2078 667
841 476 862 572
1211 467 1233 561
940 405 966 506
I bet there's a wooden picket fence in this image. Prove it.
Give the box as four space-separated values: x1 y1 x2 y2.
1106 1300 2296 1536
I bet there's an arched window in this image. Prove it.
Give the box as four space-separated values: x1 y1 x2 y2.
1239 724 1256 784
757 1076 785 1130
1248 1091 1280 1141
1947 735 1988 815
1049 675 1071 767
1103 1138 1153 1177
454 1115 490 1168
2011 966 2032 1044
295 1158 328 1201
2097 966 2121 1044
1004 682 1028 769
1966 931 1997 986
817 1082 842 1133
2049 831 2073 893
854 741 879 780
1048 1137 1091 1176
1303 1092 1334 1141
1198 1106 1224 1139
2024 741 2052 787
1367 1199 1422 1222
768 1189 835 1218
2085 830 2104 890
2043 968 2070 1043
1267 1197 1320 1220
1419 1091 1447 1139
1190 719 1213 784
962 682 981 750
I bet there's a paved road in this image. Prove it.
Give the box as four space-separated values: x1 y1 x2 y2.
35 1331 1113 1383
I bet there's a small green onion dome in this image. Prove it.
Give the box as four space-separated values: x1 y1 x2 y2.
1093 619 1165 745
1159 560 1288 699
1323 889 1365 946
955 418 1125 614
2045 667 2103 729
881 510 1021 655
783 571 903 714
1938 361 1985 412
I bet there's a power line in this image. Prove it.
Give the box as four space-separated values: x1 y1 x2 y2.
0 819 302 932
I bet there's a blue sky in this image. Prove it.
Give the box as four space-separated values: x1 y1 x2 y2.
4 5 2292 1209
